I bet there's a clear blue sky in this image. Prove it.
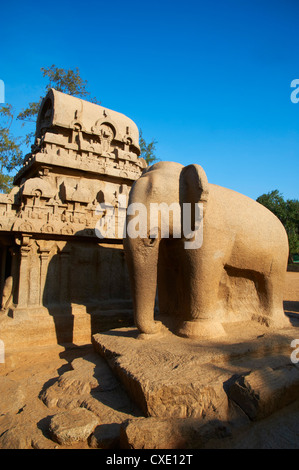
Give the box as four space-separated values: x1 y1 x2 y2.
1 0 298 200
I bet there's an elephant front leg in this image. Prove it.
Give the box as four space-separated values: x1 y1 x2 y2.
177 255 227 339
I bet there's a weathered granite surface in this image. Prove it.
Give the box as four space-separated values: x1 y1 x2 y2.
92 321 299 422
0 89 146 349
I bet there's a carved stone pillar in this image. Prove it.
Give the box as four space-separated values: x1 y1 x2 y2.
58 243 71 306
37 240 53 307
9 245 19 306
28 248 40 307
15 235 32 309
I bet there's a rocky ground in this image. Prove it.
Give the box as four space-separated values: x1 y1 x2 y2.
0 272 298 450
0 344 145 449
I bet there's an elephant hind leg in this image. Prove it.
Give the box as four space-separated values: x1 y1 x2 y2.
253 266 290 329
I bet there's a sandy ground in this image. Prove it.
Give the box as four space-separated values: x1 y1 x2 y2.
284 271 299 301
0 272 298 449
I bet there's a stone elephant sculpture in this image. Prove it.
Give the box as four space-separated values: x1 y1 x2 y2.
123 161 289 339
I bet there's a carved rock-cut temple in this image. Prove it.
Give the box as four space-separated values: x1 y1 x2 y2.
0 89 146 349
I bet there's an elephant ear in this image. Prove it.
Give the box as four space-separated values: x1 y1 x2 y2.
180 164 209 204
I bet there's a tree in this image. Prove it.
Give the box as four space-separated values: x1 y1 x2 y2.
0 104 23 191
17 65 99 159
139 129 159 166
0 65 159 193
256 190 299 262
0 65 98 193
17 65 98 126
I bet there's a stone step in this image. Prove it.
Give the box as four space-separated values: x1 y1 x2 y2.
227 364 299 421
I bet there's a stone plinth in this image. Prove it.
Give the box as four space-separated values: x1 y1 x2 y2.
92 320 299 421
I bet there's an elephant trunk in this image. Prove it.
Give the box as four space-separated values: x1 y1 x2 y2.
124 237 161 335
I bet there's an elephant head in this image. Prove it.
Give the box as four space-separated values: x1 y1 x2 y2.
123 161 209 336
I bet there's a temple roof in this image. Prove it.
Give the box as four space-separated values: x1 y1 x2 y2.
36 89 140 153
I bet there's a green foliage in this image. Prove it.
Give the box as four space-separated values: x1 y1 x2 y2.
139 129 159 165
17 101 41 124
17 65 99 125
256 190 299 261
0 65 159 193
0 104 23 192
0 65 98 193
41 65 92 97
0 174 14 193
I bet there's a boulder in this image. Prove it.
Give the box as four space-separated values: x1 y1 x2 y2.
228 365 299 420
49 408 99 445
